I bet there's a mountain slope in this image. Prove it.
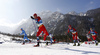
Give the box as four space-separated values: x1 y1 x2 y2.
13 8 100 38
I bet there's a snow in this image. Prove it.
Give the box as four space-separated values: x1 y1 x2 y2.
0 34 100 55
67 11 87 16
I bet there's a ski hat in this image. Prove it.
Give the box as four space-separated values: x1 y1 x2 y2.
68 25 71 27
21 28 23 30
33 13 37 16
90 27 94 30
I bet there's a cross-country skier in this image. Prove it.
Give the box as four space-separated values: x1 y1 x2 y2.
87 28 98 45
66 25 80 46
31 13 49 47
20 28 31 45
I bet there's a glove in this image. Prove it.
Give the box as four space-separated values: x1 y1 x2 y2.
30 16 34 19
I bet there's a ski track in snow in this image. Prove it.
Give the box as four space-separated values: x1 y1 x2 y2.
0 34 100 55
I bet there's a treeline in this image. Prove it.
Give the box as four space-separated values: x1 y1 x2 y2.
0 32 100 42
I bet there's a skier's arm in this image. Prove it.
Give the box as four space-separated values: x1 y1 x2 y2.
67 29 70 33
87 31 90 35
73 28 76 31
30 16 35 19
94 31 97 34
94 31 98 36
20 31 24 35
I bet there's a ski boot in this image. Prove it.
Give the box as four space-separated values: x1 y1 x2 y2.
34 44 39 47
96 43 98 46
73 43 76 46
46 42 48 45
77 43 80 46
34 42 39 47
29 40 31 43
22 42 25 45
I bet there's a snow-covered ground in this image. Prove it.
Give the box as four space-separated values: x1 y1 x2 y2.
0 34 100 55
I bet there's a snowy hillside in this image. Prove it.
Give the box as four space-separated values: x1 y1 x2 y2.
67 11 86 16
13 8 100 38
0 34 100 55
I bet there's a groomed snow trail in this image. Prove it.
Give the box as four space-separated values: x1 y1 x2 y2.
0 34 100 55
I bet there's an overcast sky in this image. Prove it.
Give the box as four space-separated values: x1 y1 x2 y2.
0 0 100 28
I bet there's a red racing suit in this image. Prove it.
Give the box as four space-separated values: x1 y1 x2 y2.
68 28 78 40
34 16 49 41
88 31 97 40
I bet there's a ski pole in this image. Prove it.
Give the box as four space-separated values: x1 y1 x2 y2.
66 35 72 42
65 32 72 42
32 19 37 32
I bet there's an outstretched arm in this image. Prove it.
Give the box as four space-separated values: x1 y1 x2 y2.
20 31 24 35
87 31 90 35
73 28 76 31
67 29 70 33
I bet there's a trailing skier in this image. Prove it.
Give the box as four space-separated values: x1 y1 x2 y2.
87 28 98 45
66 25 80 46
31 13 49 47
20 28 31 45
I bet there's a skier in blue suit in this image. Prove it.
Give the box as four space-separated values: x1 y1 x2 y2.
20 28 31 44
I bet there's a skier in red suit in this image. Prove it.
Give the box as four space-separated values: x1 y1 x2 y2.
87 28 98 45
31 13 49 47
67 25 80 46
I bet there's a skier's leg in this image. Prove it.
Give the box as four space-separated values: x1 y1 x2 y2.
25 35 29 41
41 25 49 45
73 40 76 46
43 31 49 41
36 27 42 41
75 33 79 43
50 38 52 44
36 27 42 37
23 36 26 44
42 25 49 41
25 35 31 43
73 35 76 46
77 39 80 46
92 36 96 40
36 28 42 46
88 38 92 41
72 35 75 42
76 33 80 46
93 36 98 45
